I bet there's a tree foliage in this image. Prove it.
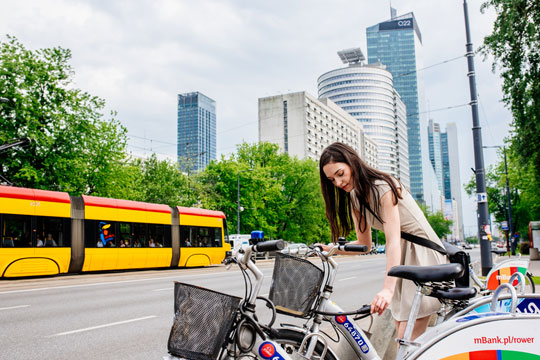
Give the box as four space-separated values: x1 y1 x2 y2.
418 203 453 240
197 143 330 244
0 35 129 195
465 146 540 237
481 0 540 181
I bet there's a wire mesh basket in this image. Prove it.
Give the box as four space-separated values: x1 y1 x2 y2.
168 282 242 360
269 252 324 317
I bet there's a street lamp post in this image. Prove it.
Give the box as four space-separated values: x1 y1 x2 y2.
484 145 513 254
237 169 253 234
463 0 492 275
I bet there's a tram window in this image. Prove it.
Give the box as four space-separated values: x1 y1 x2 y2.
214 227 222 247
1 214 32 248
132 223 146 247
181 226 221 248
35 216 71 247
118 222 132 247
180 226 191 247
84 220 116 247
148 224 171 248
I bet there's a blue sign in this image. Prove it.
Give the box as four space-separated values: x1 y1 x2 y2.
501 221 509 231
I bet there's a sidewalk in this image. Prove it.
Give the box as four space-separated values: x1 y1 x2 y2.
493 254 540 276
527 256 540 276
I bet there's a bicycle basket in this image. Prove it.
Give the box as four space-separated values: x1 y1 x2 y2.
168 282 242 360
269 252 324 317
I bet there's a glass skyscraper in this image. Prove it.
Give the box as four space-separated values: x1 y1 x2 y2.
367 12 425 201
177 92 216 173
441 132 452 200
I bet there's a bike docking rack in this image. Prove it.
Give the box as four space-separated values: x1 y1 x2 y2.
165 238 540 360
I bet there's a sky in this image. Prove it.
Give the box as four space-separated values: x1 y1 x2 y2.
0 0 512 236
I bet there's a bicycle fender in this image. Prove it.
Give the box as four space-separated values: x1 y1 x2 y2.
485 259 529 290
323 301 381 360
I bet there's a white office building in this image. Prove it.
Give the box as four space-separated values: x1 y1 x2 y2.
258 91 378 168
317 48 410 188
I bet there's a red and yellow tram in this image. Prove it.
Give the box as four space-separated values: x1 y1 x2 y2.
0 185 230 277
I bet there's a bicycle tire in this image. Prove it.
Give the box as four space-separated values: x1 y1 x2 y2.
273 328 337 360
525 272 536 293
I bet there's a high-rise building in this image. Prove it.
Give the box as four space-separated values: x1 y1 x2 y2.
428 120 444 193
446 123 465 241
367 12 426 201
177 92 216 172
258 91 378 169
317 48 410 188
441 132 452 200
430 121 465 241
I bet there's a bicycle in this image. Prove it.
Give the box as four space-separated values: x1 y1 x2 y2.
164 237 338 360
270 242 540 360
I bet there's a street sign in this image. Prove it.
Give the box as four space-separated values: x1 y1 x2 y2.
501 221 509 231
477 192 487 203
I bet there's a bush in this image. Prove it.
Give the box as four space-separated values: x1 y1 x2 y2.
519 241 530 255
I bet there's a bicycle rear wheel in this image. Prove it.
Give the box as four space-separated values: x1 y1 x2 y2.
273 329 337 360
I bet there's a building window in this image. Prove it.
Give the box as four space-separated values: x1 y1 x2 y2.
283 101 288 152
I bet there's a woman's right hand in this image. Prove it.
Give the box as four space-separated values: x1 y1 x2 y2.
313 243 330 252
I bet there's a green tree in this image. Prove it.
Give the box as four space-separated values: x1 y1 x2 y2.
465 146 540 238
134 154 194 207
0 35 129 196
197 142 331 244
481 0 540 181
418 203 453 239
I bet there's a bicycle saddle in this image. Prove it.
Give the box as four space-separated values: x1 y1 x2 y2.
388 263 464 283
429 286 477 301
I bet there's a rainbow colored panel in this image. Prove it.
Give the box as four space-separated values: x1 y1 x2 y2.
487 266 528 290
442 350 540 360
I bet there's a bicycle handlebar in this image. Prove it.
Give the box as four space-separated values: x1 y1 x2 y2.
342 244 368 252
254 240 285 252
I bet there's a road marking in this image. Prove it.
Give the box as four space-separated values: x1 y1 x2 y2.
0 305 30 311
0 270 238 295
338 277 357 282
153 287 173 292
48 315 157 337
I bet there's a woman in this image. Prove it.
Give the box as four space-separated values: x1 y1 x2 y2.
319 142 448 340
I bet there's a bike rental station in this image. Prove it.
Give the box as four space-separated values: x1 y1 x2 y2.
165 230 540 360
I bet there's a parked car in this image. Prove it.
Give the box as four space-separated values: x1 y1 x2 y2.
376 245 386 254
281 243 309 256
462 243 472 250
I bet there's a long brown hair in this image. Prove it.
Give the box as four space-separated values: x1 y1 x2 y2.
319 142 403 242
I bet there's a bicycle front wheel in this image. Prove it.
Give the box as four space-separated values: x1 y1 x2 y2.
524 272 536 293
273 329 337 360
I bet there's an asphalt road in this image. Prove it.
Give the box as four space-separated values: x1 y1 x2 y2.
0 248 482 360
0 254 387 360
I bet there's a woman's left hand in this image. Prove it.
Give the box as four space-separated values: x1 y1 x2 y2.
370 288 393 316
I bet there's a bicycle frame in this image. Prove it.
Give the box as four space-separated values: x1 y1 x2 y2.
220 244 296 360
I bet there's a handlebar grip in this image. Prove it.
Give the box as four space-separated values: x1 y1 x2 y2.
343 244 368 252
254 240 285 252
